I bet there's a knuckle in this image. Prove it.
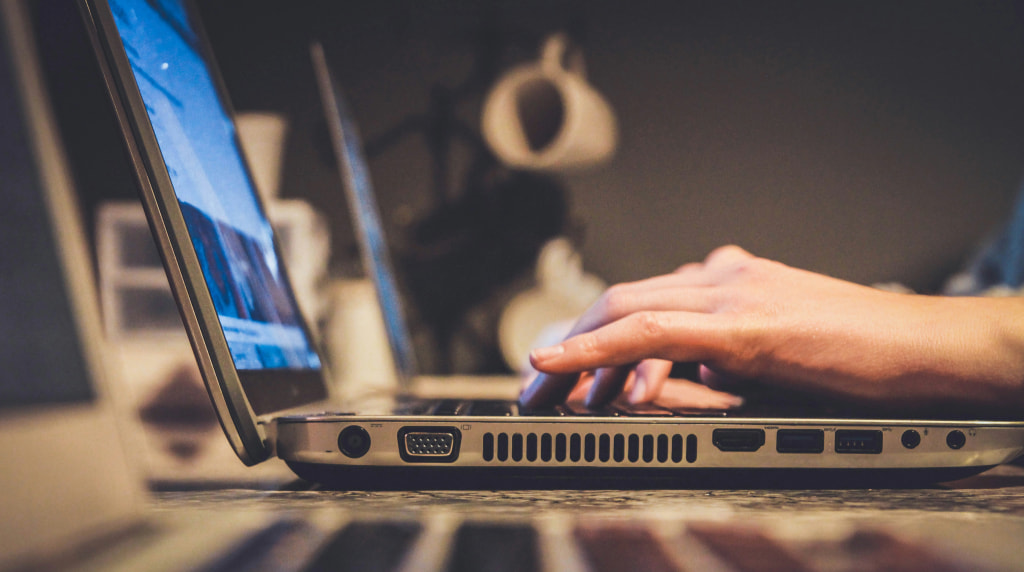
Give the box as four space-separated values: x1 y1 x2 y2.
634 311 666 339
724 255 775 283
673 262 702 274
575 332 602 356
600 284 633 318
731 258 757 276
716 244 745 256
707 244 745 263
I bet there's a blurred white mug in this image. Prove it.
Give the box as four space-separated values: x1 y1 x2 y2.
236 111 289 203
482 33 617 171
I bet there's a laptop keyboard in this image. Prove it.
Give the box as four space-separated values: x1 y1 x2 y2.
393 398 732 418
391 397 951 421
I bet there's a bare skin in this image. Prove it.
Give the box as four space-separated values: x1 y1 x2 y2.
519 245 1024 415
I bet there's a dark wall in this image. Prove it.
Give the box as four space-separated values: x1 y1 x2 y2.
197 0 1024 291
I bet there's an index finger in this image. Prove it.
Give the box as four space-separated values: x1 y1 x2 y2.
531 311 731 374
519 371 580 409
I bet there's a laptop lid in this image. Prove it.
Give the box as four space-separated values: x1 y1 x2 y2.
0 0 146 564
78 0 329 465
310 42 419 390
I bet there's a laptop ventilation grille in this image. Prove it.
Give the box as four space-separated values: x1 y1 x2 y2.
482 432 698 464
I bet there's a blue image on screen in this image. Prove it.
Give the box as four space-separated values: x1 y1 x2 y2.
109 0 320 370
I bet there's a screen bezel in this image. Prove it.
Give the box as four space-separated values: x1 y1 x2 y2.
78 0 328 465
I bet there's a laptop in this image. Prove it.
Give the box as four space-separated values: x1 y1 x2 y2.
0 6 484 568
307 42 519 401
77 0 1024 488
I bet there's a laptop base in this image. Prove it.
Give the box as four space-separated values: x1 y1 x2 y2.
285 462 994 490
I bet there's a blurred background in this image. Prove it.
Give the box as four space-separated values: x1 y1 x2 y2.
34 0 1024 376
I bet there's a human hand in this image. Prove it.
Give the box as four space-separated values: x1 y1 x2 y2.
519 245 1024 414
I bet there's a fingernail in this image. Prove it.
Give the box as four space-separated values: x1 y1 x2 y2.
531 344 565 362
723 395 745 408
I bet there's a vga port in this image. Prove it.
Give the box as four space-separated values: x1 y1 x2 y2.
398 427 461 463
406 432 454 455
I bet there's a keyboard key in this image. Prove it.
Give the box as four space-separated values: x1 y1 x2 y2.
466 400 515 416
562 401 619 416
666 407 730 417
445 523 540 572
392 399 437 415
518 405 565 417
610 400 675 417
431 400 468 416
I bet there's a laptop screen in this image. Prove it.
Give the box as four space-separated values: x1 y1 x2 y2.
107 0 320 371
312 44 418 385
0 12 93 410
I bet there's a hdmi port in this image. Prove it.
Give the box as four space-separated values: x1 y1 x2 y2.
712 428 765 452
398 426 461 463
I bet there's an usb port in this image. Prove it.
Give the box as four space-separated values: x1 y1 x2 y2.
398 426 461 462
835 430 883 454
712 428 765 452
776 429 824 453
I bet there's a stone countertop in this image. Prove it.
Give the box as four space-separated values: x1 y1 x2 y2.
153 464 1024 516
151 465 1024 571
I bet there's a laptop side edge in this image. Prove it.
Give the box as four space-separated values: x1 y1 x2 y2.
76 0 269 465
